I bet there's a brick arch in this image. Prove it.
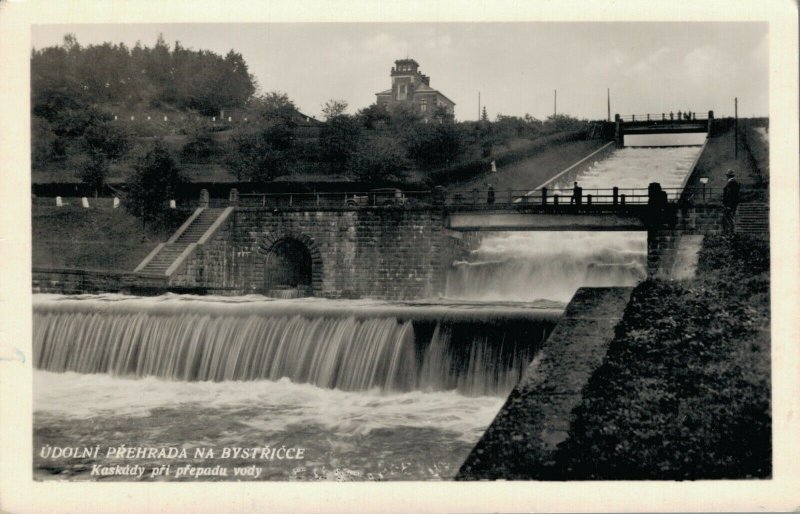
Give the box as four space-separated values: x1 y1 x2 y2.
257 232 323 294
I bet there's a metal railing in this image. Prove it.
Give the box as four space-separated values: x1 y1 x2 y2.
618 113 709 123
237 185 722 211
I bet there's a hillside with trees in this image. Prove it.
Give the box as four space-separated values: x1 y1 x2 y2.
31 34 594 206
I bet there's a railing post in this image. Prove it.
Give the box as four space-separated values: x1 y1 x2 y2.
316 193 320 207
647 114 650 121
613 186 619 205
541 187 547 206
289 194 293 207
587 194 592 206
228 188 239 207
198 189 209 208
662 113 665 120
262 195 266 207
472 189 478 205
553 194 559 206
507 190 512 204
620 194 626 205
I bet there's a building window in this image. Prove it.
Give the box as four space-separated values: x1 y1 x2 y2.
397 84 407 101
420 99 427 112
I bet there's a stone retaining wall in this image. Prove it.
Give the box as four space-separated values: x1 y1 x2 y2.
456 286 634 480
169 207 468 299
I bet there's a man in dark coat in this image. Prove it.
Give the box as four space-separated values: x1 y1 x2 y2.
570 181 583 206
722 169 741 234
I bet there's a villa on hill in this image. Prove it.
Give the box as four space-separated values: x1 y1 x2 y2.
375 58 455 120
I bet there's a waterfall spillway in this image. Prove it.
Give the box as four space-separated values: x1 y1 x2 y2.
34 295 557 397
446 145 704 302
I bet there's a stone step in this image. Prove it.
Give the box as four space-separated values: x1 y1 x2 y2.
134 207 229 274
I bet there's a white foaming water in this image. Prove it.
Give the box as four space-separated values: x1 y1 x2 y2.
34 371 502 443
33 294 549 480
447 145 704 302
34 294 554 397
447 232 646 302
625 132 707 147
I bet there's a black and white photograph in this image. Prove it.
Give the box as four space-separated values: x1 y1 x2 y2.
1 1 798 512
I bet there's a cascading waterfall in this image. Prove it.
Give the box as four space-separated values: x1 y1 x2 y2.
446 144 704 303
34 295 557 397
33 139 706 481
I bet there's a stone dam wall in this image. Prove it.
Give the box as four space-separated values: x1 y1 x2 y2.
169 208 473 300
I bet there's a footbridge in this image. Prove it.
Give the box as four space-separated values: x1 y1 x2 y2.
127 184 724 300
613 111 714 147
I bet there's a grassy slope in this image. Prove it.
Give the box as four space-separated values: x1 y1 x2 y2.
684 121 766 203
554 233 770 479
33 207 188 271
447 139 605 192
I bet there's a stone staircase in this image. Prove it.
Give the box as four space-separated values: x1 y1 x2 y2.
135 208 227 275
735 202 769 238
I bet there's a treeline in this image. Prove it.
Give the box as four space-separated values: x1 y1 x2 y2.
32 34 255 118
221 95 592 184
30 34 593 221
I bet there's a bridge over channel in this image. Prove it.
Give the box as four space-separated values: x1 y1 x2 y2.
612 110 714 147
123 184 724 300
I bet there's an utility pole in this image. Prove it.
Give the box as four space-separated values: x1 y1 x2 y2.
607 88 611 122
554 89 557 117
734 97 738 159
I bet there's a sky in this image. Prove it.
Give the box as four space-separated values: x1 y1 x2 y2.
32 22 769 121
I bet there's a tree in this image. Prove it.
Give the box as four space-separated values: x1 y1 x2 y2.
432 105 455 124
227 92 300 181
321 99 348 120
76 151 109 198
81 118 131 159
31 116 58 167
387 102 423 131
181 129 218 163
356 103 391 129
481 106 489 122
226 129 289 182
320 99 362 173
350 137 411 184
544 114 589 133
402 122 464 168
125 141 185 223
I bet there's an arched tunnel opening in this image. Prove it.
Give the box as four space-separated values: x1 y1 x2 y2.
264 238 313 295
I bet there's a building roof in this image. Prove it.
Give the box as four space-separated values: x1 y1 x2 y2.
375 85 456 106
414 84 456 105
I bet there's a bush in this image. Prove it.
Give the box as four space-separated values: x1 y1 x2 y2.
180 131 218 163
401 122 465 168
125 141 186 223
350 137 411 184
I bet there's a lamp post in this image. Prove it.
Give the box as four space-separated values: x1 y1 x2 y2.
700 177 708 203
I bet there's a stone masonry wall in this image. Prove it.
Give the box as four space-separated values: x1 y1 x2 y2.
647 205 724 276
169 220 233 289
172 207 463 300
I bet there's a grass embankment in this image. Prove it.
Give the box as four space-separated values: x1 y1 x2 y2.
554 233 771 479
444 138 605 192
684 119 767 203
33 207 188 271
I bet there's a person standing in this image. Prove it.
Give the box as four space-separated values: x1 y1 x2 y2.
722 169 741 234
486 185 495 205
570 181 583 206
